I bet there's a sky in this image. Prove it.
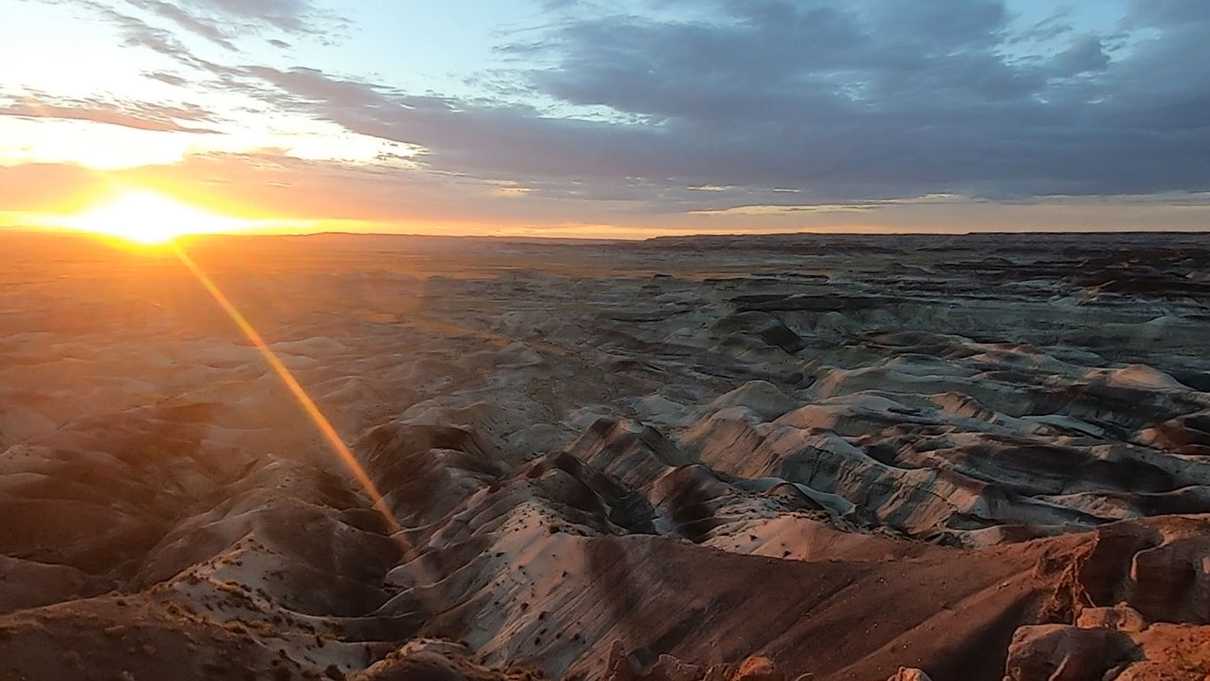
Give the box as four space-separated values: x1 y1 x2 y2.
2 0 1209 237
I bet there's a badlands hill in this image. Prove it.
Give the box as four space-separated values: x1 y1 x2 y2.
1 230 1209 681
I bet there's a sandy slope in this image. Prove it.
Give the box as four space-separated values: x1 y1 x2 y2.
1 231 1209 681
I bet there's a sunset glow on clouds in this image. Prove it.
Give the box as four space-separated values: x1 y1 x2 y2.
2 0 1209 237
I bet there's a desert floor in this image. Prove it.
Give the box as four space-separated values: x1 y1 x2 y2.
2 231 1209 681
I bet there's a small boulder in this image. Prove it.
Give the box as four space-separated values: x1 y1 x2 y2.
1004 625 1137 681
1076 603 1148 633
730 656 783 681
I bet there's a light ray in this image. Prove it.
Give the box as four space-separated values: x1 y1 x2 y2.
171 242 406 542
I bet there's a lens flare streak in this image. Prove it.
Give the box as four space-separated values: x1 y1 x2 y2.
171 243 404 540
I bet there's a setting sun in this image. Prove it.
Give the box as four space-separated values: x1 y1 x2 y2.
65 191 241 244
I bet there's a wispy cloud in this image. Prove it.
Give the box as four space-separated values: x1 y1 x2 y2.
181 0 349 38
125 0 238 50
0 94 218 133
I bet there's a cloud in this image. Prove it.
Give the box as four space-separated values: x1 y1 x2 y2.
43 0 222 68
0 95 218 133
1048 34 1110 77
509 2 1205 201
180 0 348 37
52 0 344 62
690 194 972 216
143 71 190 86
206 0 1209 212
8 0 1210 231
125 0 238 49
7 155 1208 236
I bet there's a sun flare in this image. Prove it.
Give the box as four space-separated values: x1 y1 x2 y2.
65 191 240 244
